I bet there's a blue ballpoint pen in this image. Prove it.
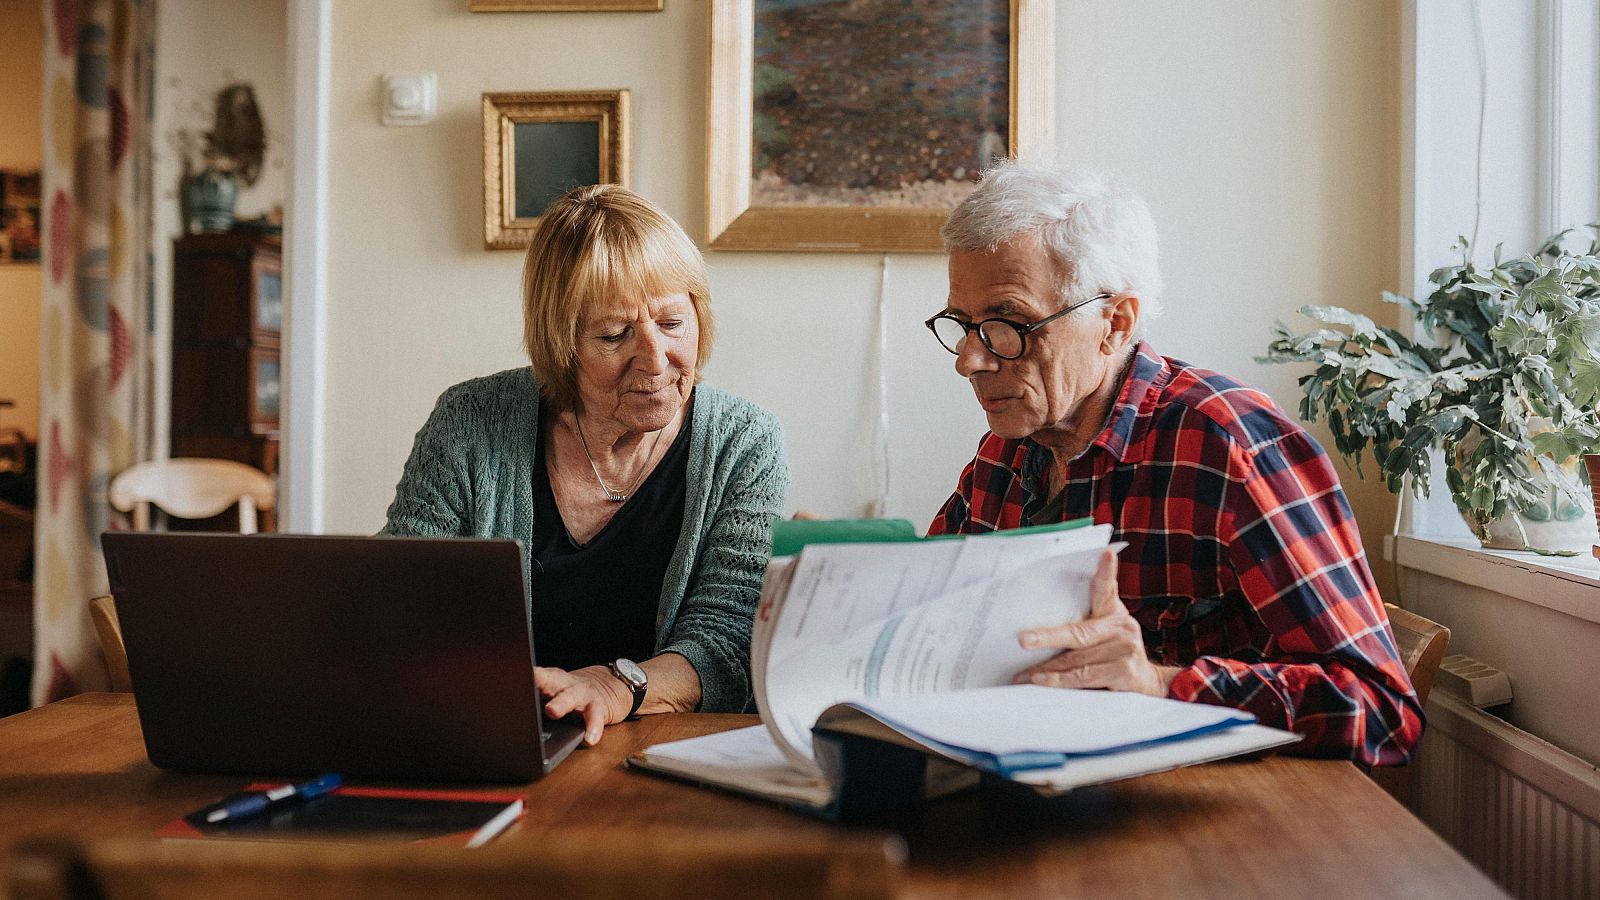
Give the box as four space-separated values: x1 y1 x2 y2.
202 773 343 824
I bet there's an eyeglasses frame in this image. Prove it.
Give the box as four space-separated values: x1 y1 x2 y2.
924 292 1113 360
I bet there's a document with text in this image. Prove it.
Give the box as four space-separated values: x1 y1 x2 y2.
630 519 1299 814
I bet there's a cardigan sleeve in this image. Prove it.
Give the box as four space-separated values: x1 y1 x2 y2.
381 386 478 537
659 409 789 713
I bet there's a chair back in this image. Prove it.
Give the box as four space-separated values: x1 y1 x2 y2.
108 459 274 533
8 831 905 900
0 399 23 474
88 595 132 693
1384 602 1450 707
0 499 31 584
0 428 25 474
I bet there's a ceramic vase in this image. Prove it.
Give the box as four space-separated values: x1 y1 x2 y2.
183 167 238 233
1462 456 1600 554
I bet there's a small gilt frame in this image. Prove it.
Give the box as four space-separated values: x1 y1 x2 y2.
470 1 662 12
482 90 631 251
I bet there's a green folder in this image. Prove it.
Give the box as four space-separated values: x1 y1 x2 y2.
770 516 1093 557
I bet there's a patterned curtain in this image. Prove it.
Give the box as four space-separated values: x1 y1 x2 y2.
33 0 156 704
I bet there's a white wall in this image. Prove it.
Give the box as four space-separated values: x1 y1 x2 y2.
151 0 288 456
319 0 1404 595
0 0 44 439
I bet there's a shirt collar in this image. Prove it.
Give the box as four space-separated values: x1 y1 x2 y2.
1091 341 1168 462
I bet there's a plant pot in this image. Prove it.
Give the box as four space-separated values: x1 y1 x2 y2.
1586 454 1600 561
1460 457 1599 554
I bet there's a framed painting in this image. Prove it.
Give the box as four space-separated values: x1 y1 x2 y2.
470 1 661 10
0 169 42 264
707 0 1054 252
482 90 630 251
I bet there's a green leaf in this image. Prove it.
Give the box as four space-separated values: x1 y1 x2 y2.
1300 305 1379 338
1531 430 1585 464
1490 314 1552 356
1568 356 1600 407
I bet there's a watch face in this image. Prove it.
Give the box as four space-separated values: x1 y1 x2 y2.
614 658 647 688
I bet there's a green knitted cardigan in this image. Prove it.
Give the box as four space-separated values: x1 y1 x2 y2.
382 367 789 713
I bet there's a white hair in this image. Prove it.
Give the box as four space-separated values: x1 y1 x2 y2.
942 160 1164 329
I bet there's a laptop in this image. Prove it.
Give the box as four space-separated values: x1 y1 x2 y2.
100 532 584 783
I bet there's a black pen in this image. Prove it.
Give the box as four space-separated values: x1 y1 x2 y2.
200 773 342 823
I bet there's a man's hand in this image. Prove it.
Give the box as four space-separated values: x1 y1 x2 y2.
1012 549 1181 697
536 665 634 746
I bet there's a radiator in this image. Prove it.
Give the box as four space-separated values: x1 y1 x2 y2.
1413 692 1600 899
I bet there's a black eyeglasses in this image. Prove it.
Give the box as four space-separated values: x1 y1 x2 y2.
924 293 1111 360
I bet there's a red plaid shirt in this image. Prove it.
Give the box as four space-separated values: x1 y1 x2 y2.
929 342 1422 766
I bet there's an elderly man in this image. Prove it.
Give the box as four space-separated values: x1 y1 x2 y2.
924 160 1421 766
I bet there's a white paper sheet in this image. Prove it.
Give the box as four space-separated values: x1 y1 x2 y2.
629 725 835 808
758 527 1117 770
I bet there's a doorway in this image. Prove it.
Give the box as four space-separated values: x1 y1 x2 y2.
157 0 291 530
0 0 46 715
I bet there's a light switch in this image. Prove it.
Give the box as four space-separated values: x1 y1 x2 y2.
382 72 436 126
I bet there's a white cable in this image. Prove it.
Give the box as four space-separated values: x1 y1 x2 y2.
1390 471 1408 609
868 254 892 518
1469 0 1488 257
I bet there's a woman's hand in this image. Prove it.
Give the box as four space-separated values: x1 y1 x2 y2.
535 665 634 746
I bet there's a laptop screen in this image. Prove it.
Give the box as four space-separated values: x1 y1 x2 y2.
102 532 580 783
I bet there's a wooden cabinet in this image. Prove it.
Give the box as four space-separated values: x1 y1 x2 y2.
170 232 280 528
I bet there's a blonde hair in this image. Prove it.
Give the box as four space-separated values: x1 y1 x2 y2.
521 185 714 411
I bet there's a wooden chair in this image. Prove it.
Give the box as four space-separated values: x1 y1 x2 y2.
108 459 275 533
1369 602 1451 806
0 499 32 593
7 831 905 900
88 595 132 693
0 498 34 716
0 399 24 474
0 429 25 474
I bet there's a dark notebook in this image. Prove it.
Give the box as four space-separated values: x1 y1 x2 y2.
158 786 526 847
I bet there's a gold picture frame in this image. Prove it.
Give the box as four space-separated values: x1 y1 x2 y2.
707 0 1054 252
482 90 631 251
470 1 662 11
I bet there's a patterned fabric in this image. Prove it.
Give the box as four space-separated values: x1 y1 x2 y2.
33 0 156 704
929 342 1424 766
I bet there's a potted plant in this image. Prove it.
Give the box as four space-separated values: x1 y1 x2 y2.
1260 226 1600 555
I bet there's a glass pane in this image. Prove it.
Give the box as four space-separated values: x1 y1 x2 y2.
931 317 968 353
256 269 283 332
979 321 1023 358
512 121 601 219
255 357 281 418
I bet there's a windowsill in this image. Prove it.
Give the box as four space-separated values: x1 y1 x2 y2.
1386 534 1600 627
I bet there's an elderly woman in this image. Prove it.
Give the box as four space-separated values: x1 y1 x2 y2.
384 185 788 746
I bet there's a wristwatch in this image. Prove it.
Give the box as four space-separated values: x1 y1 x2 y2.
608 658 648 719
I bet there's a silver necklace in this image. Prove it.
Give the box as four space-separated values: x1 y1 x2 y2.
574 416 650 503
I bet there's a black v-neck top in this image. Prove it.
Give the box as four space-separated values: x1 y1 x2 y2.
528 406 693 671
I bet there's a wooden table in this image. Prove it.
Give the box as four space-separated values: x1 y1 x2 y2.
0 694 1504 899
